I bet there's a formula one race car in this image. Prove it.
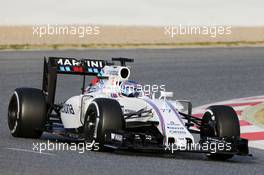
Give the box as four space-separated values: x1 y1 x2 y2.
8 57 250 160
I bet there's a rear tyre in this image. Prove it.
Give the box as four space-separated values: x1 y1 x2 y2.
8 88 47 138
84 98 124 151
200 105 240 160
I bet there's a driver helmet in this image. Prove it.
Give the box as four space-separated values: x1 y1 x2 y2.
120 80 141 97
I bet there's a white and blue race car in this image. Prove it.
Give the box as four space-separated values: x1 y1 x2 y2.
8 57 249 160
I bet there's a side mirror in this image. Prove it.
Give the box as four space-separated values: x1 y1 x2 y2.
159 91 174 100
176 100 192 115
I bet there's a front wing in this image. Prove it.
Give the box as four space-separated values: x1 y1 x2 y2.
104 129 250 156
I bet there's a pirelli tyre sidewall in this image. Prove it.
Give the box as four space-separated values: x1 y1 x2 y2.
201 105 240 160
84 98 124 151
8 88 47 138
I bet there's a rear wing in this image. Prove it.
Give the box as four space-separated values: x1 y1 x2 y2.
46 57 106 75
42 57 134 108
42 57 106 107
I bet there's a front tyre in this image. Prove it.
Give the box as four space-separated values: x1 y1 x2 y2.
8 88 47 138
84 98 124 151
200 105 240 160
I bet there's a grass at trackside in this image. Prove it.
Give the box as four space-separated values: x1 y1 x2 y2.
242 103 264 128
254 108 264 125
0 41 264 50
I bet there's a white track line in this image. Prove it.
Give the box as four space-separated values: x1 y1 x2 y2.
248 141 264 150
231 105 252 111
192 106 250 116
4 147 56 156
240 125 264 134
193 104 257 112
238 96 264 101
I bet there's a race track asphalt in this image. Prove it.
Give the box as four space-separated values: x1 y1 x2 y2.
0 47 264 175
